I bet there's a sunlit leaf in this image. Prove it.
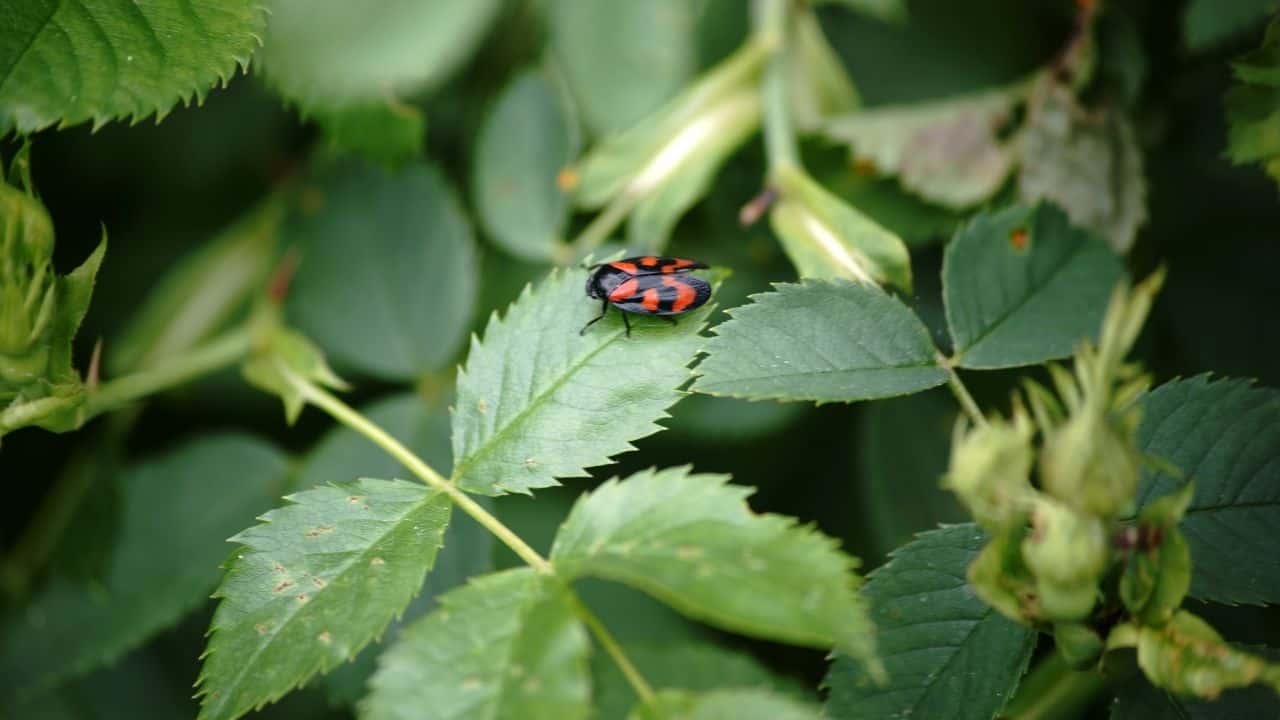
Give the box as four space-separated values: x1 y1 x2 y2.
0 0 265 133
451 267 709 495
693 279 946 403
363 568 590 720
552 467 881 672
197 479 452 720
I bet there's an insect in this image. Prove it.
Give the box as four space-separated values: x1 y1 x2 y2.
581 256 712 337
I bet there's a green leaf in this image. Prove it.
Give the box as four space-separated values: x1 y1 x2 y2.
1184 0 1278 51
1017 78 1147 253
474 69 579 263
547 0 698 136
858 389 966 555
313 99 425 167
551 467 881 671
257 0 500 109
241 325 347 424
451 267 709 495
363 567 590 720
771 165 914 292
1135 375 1280 605
1225 22 1280 186
594 640 812 720
824 524 1037 720
693 279 947 403
0 0 265 133
943 203 1124 369
813 0 907 23
632 688 820 720
0 434 289 698
286 160 478 381
196 478 452 720
789 10 861 132
1135 612 1280 699
822 85 1021 209
1113 651 1280 719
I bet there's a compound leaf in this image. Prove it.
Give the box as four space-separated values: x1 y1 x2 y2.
0 434 288 698
943 203 1123 369
693 279 946 403
551 467 881 673
451 267 709 495
1135 375 1280 606
0 0 265 133
196 479 452 720
363 567 590 720
824 524 1036 720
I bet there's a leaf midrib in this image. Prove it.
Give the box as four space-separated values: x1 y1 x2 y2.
452 325 628 484
202 490 439 720
953 239 1091 359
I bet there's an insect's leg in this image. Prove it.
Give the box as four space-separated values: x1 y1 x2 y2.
579 299 610 335
622 312 632 338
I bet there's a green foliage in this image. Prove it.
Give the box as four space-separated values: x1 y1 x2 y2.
197 479 452 720
312 100 425 167
474 70 580 263
0 435 289 697
1225 19 1280 186
551 467 881 672
1113 652 1280 719
257 0 500 109
285 160 477 381
633 688 819 720
1184 0 1278 51
0 173 105 436
593 640 810 719
824 525 1036 720
547 0 698 136
943 203 1123 369
363 568 590 720
1135 375 1280 605
693 279 946 403
451 267 709 495
0 0 265 133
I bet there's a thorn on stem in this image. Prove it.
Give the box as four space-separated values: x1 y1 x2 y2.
739 187 778 227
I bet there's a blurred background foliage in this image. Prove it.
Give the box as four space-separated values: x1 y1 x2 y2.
2 0 1279 717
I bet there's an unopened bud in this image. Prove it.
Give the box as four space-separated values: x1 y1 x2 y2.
943 408 1035 533
1022 497 1108 621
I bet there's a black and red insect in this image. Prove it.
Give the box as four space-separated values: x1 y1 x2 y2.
581 256 712 337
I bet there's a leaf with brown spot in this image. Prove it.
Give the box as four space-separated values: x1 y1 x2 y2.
196 478 452 720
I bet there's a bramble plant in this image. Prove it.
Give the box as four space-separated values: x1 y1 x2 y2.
3 1 1280 719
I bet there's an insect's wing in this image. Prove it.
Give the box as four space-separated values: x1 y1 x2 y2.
610 273 711 316
613 256 708 276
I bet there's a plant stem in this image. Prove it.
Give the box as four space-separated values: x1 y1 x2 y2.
81 326 253 423
567 592 657 706
569 191 641 258
1003 653 1110 720
759 0 799 175
282 369 660 707
283 368 552 573
940 354 987 426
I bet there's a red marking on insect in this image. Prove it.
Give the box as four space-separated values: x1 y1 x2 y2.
582 256 712 337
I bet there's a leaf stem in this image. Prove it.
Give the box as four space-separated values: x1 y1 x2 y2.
281 369 662 708
940 354 987 426
569 190 641 257
282 369 552 574
567 592 658 706
1003 653 1111 720
81 326 253 422
758 0 799 175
